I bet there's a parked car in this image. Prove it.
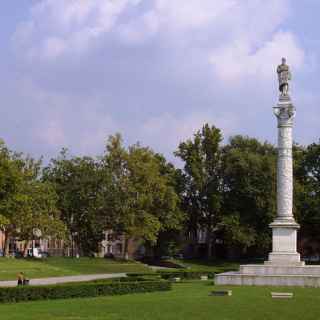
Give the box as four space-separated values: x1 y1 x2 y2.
27 248 44 258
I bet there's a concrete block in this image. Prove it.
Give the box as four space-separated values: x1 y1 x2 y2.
210 290 232 296
271 292 293 299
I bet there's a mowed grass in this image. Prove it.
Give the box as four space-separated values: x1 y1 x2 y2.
0 282 319 320
175 259 240 273
0 257 151 280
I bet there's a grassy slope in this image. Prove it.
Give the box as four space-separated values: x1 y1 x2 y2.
0 257 151 280
0 282 319 320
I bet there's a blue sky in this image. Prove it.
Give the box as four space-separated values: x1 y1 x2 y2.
0 0 319 164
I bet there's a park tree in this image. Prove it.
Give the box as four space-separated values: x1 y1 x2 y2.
43 150 109 255
295 141 320 244
102 134 183 259
146 154 186 258
11 177 66 257
221 136 277 256
0 141 23 254
175 124 223 259
0 141 65 256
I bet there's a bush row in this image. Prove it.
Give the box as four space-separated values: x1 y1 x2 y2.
0 280 171 303
128 271 215 280
158 271 215 280
140 258 186 269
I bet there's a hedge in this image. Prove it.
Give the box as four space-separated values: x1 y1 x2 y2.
0 280 171 303
158 271 215 280
128 271 215 280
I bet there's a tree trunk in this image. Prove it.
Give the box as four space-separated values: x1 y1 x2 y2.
206 230 216 260
207 237 212 260
4 231 10 257
211 233 216 260
123 236 130 260
1 230 4 253
192 229 199 258
23 240 32 257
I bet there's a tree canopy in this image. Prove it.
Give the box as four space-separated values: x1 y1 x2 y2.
0 126 319 260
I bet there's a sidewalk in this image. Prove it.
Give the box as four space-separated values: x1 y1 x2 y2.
0 273 127 287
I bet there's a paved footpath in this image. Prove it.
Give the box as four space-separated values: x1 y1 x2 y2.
0 273 127 287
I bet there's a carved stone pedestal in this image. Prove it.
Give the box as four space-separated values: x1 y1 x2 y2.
266 219 303 266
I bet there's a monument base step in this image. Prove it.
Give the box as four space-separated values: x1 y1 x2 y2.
215 271 320 287
240 264 320 275
267 252 303 265
215 264 320 287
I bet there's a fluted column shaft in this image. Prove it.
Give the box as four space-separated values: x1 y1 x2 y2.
267 97 302 265
276 105 294 221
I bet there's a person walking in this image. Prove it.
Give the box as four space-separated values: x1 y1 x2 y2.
23 275 29 285
17 272 24 286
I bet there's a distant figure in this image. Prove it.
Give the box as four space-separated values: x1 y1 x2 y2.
277 57 292 97
23 276 29 285
17 272 24 286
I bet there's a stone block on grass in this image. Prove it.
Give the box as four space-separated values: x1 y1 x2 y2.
271 292 293 299
210 290 232 296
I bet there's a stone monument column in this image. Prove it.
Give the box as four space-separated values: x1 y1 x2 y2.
215 58 320 286
266 58 303 266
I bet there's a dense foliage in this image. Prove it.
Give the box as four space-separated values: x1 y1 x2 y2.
0 140 65 256
220 136 277 255
0 125 319 259
175 125 320 259
0 280 171 303
43 134 183 257
175 124 223 259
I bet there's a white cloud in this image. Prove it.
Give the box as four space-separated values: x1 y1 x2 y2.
8 0 312 162
210 31 305 83
12 78 120 156
13 0 304 87
37 120 67 147
153 0 236 30
115 0 304 84
42 37 67 59
141 111 237 153
14 0 142 60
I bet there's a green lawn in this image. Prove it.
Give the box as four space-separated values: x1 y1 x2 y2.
0 282 319 319
0 257 151 280
175 259 240 273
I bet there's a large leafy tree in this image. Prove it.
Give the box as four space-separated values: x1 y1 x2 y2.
221 136 277 256
175 124 223 259
102 134 183 259
43 150 109 255
0 141 65 256
295 141 320 243
150 154 186 258
0 141 23 254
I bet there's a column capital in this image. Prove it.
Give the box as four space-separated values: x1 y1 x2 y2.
273 99 295 127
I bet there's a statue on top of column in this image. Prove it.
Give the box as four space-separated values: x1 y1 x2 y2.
277 57 292 97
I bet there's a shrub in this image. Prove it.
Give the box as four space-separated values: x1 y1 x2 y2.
157 271 215 280
0 280 171 303
128 271 215 280
127 273 161 279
